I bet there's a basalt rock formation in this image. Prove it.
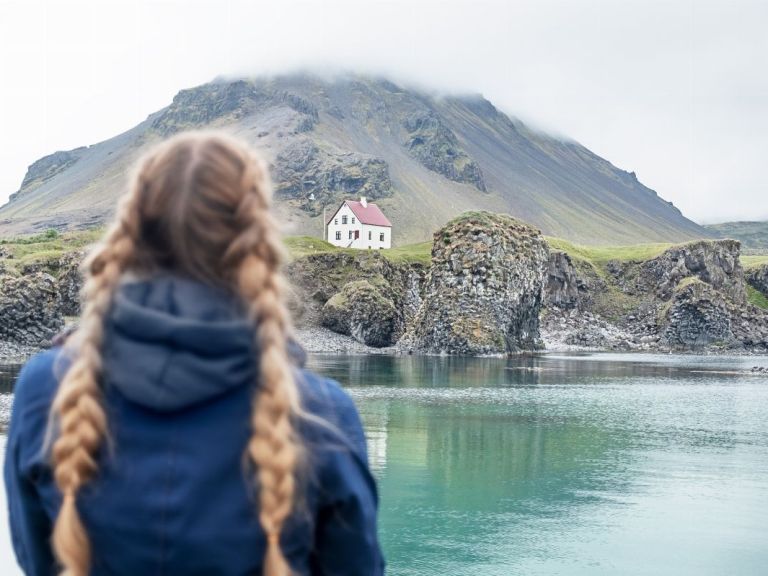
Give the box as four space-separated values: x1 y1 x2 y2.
635 240 745 303
0 273 63 345
1 214 766 356
747 264 768 297
286 250 425 348
402 212 549 354
661 280 737 350
541 239 768 352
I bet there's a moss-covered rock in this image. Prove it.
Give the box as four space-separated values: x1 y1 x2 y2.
403 211 549 354
320 280 397 347
637 240 746 303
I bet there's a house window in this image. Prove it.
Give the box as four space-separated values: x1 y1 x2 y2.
342 215 348 224
351 217 356 224
334 218 338 225
379 233 385 242
335 231 341 240
368 231 372 240
348 231 353 239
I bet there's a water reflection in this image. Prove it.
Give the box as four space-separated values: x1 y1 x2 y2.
0 363 21 394
307 353 768 576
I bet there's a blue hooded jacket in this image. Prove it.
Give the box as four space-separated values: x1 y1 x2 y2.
4 276 385 575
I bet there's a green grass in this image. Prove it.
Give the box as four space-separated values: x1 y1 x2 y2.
743 254 768 269
675 276 704 292
1 227 759 276
382 241 432 265
283 236 336 259
0 227 104 273
747 285 768 310
283 236 432 265
545 237 674 268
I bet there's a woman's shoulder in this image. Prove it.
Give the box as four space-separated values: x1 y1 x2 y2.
294 369 369 462
7 348 65 465
12 348 64 414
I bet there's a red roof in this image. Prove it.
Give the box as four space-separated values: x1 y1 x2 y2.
328 200 392 227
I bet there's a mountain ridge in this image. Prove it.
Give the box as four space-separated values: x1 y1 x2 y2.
0 72 711 245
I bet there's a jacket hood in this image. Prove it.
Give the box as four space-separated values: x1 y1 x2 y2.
103 275 304 412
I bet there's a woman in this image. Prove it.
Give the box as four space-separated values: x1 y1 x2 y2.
4 132 384 576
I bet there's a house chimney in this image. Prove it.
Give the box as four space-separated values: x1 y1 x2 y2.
360 196 367 208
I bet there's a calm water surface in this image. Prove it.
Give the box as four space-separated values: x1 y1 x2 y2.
2 353 768 575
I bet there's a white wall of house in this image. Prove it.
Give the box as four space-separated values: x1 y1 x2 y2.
327 204 392 249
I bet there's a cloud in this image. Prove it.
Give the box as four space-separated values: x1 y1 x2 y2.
0 0 765 222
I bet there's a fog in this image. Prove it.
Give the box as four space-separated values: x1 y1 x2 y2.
1 0 766 223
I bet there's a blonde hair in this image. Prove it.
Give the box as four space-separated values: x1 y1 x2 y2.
49 132 302 575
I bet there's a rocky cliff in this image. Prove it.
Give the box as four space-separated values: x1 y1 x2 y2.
1 214 766 357
401 212 549 354
541 239 768 352
747 264 768 297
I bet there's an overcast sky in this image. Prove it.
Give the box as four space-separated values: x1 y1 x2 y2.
0 0 766 223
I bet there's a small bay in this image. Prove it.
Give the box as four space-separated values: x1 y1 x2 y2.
2 352 768 575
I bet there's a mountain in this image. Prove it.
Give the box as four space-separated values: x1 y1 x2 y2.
0 73 711 244
704 221 768 250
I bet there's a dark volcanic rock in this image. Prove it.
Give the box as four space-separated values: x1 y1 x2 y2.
403 111 486 191
151 80 319 136
404 212 549 354
286 250 425 342
638 240 746 303
747 264 768 297
0 273 64 345
320 280 396 347
546 251 581 309
662 280 737 350
57 251 85 316
273 139 393 211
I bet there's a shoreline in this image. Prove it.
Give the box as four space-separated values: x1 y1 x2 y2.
4 325 768 366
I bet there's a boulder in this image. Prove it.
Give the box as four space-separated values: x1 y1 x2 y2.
320 280 397 347
404 212 549 354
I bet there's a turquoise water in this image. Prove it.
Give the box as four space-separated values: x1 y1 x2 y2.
3 353 768 575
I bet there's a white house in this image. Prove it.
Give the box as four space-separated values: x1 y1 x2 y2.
326 197 392 249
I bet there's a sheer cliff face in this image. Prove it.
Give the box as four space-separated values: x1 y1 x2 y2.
1 74 710 245
403 212 550 355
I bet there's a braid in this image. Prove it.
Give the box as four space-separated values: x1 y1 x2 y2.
50 192 140 575
227 158 302 576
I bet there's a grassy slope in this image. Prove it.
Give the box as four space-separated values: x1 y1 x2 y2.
743 254 768 269
545 237 673 272
0 228 103 275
